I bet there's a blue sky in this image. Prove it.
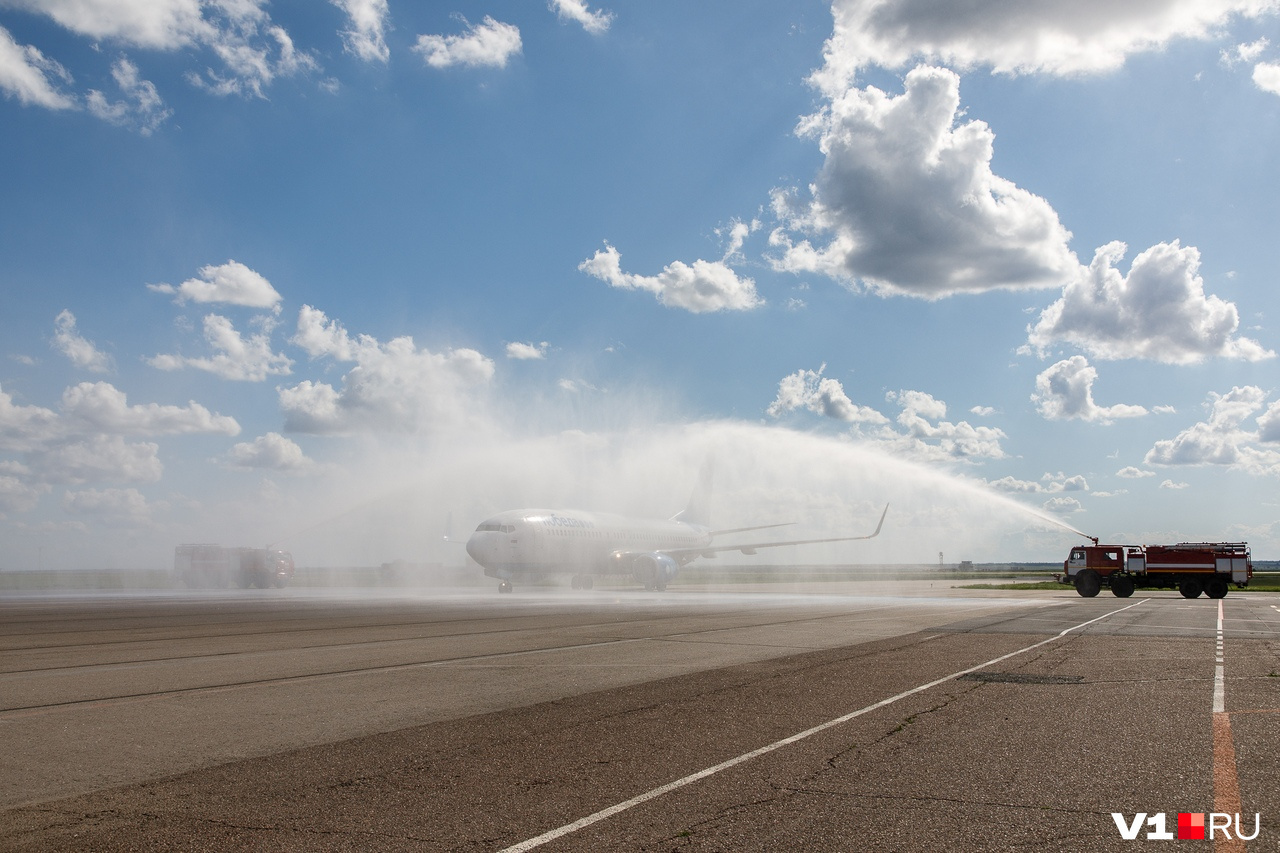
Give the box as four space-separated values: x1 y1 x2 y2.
2 1 1280 570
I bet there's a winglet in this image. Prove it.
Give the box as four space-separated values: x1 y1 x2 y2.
869 503 888 539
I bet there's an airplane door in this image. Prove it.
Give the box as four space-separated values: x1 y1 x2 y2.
508 532 519 563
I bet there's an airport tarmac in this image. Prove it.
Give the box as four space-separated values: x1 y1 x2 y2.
3 584 1279 851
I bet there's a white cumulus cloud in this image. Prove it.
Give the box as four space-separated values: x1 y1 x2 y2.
59 381 239 436
413 16 521 69
186 18 317 98
226 432 312 472
0 24 76 109
0 386 60 454
767 371 1007 462
332 0 390 62
6 0 316 99
292 304 362 360
1028 241 1273 364
148 314 292 381
549 0 613 35
879 389 1008 461
987 472 1089 494
1255 60 1280 95
1043 496 1083 515
1 379 240 495
282 305 495 434
0 474 47 514
147 260 282 309
767 365 888 423
61 486 153 523
770 65 1079 298
1221 37 1270 67
1145 386 1280 476
506 341 549 360
33 435 163 485
5 0 216 50
85 56 171 134
580 243 763 313
52 310 113 373
1258 401 1280 443
811 0 1280 94
1032 356 1148 423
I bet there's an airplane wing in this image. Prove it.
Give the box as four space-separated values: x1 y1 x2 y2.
709 522 794 537
677 504 888 559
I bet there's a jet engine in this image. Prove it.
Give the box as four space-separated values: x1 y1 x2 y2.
633 552 679 591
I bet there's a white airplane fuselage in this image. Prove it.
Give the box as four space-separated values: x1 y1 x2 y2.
466 509 712 589
466 491 887 593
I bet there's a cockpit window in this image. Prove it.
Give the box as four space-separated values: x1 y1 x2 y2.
475 522 516 533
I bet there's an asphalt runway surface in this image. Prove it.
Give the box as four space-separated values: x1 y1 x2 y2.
3 584 1279 851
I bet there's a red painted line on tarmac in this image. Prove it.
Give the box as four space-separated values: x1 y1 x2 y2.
496 599 1149 853
1214 712 1244 853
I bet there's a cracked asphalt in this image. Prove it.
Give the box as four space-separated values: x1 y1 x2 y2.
3 588 1279 851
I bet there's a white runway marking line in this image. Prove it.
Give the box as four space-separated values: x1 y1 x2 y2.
1211 598 1244 851
496 599 1149 853
1213 599 1225 713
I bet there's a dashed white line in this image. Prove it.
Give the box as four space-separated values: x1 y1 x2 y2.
1212 598 1243 852
1213 599 1226 713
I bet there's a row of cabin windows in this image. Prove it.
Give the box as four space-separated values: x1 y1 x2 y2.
543 528 688 548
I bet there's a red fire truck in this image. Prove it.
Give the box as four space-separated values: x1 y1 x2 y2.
1062 540 1251 599
174 545 295 588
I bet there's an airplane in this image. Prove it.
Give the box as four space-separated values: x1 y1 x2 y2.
464 479 888 593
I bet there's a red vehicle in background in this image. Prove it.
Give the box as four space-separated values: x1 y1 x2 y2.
174 545 294 588
1062 540 1251 599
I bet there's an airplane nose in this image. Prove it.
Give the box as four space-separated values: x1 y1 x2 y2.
465 536 481 563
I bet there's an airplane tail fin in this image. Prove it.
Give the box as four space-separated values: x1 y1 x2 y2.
673 461 713 527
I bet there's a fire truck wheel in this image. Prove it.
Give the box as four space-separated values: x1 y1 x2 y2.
1074 570 1101 598
1206 578 1229 599
1179 580 1202 599
1111 576 1135 598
